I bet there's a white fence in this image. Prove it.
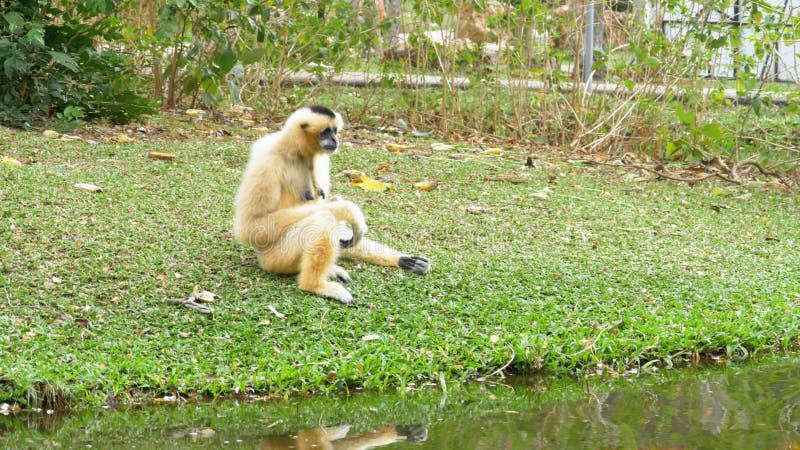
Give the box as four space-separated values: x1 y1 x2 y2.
662 0 799 82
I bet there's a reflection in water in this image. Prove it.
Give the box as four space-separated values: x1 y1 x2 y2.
414 362 800 449
259 424 427 450
1 358 799 449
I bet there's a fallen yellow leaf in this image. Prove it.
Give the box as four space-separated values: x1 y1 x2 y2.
114 133 135 143
43 130 61 139
386 143 415 152
350 174 391 192
413 181 438 191
1 155 21 166
481 148 503 155
341 170 366 181
148 151 176 160
185 108 205 117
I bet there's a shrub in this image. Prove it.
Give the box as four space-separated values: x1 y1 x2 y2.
0 0 156 129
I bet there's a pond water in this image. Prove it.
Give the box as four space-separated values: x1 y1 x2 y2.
2 357 799 449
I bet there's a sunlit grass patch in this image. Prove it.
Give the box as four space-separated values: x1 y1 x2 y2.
1 123 798 407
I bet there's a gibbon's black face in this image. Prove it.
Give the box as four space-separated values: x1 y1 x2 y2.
320 126 338 152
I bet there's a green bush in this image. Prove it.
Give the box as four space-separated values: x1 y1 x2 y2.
0 0 156 129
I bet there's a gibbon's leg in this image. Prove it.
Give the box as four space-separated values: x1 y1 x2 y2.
340 237 431 275
256 211 353 304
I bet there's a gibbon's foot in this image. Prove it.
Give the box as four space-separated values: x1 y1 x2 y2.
327 265 352 283
398 256 431 274
309 281 353 304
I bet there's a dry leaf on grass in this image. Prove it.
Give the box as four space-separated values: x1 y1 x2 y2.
166 286 219 314
1 156 22 166
385 143 415 152
341 170 366 181
113 133 136 143
531 191 550 201
43 130 61 139
351 175 391 192
413 181 438 191
73 183 103 193
431 142 454 151
191 287 218 303
466 205 489 215
481 148 503 155
342 170 392 192
148 151 176 160
485 173 530 184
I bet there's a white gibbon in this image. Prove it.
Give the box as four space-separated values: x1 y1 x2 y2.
233 105 431 304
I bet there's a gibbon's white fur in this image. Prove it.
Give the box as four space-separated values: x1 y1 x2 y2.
233 105 430 304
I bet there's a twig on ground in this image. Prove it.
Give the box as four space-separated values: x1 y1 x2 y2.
581 159 741 185
733 160 793 188
618 227 684 236
485 344 516 379
166 297 213 314
267 304 286 319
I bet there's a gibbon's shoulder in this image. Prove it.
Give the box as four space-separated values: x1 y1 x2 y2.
248 132 281 160
283 105 344 133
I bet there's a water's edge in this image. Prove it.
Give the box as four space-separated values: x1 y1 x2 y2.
2 356 799 449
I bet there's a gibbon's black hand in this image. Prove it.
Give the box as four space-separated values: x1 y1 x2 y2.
398 256 431 274
303 191 314 201
339 237 356 248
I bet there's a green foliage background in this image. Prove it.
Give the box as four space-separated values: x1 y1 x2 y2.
0 0 156 128
1 0 798 169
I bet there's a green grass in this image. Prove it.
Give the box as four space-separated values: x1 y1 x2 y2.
1 120 798 407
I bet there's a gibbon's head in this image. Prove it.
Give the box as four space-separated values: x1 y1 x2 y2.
285 105 344 155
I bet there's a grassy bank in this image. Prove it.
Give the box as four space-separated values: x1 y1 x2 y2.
1 119 798 407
